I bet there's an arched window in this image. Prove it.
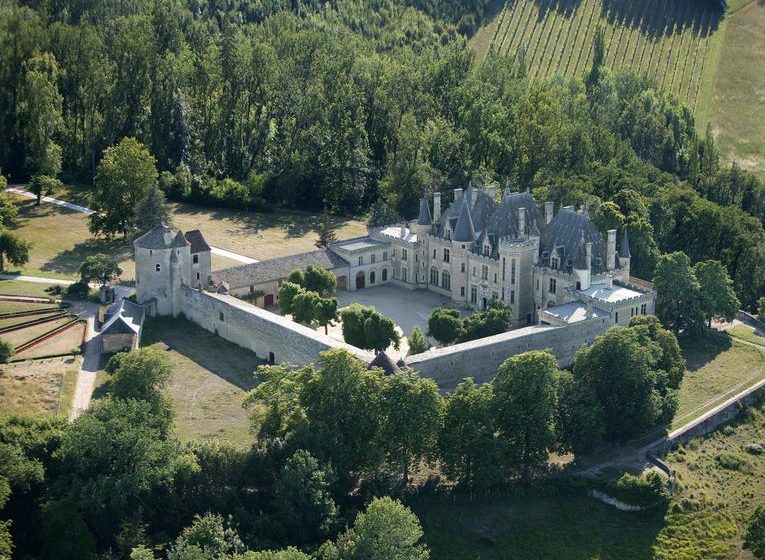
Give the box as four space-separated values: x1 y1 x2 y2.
382 268 388 281
430 267 439 286
370 270 376 284
441 270 451 291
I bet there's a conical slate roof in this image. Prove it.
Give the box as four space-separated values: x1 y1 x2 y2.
452 198 476 242
368 351 399 375
417 197 432 226
172 230 190 248
619 229 631 258
133 223 174 250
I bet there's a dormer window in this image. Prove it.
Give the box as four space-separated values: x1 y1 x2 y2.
551 256 559 270
483 245 490 257
445 229 451 241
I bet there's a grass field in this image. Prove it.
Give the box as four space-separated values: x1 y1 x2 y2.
707 1 765 179
5 188 367 282
672 333 765 429
0 356 80 416
141 316 262 447
0 279 58 299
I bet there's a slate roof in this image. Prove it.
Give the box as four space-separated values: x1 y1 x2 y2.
133 223 175 250
619 229 631 258
539 208 608 273
436 187 496 244
540 301 608 324
417 197 432 226
452 199 476 242
102 298 145 336
478 190 545 258
368 351 399 375
185 229 211 253
172 230 189 248
213 249 349 288
573 233 588 270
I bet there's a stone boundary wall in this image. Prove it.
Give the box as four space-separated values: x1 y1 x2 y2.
651 377 765 455
407 316 612 391
739 310 765 332
179 285 374 366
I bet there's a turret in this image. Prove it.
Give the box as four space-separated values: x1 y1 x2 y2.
415 196 432 236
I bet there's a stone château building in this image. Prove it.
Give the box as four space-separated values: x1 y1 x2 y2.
134 185 654 332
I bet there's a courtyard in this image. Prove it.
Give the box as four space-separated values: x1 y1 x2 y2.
325 284 470 360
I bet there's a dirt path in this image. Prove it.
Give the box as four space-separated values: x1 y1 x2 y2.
68 315 100 420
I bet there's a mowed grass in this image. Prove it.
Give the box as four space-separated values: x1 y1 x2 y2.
0 356 81 416
707 1 765 180
0 279 59 300
415 404 765 559
141 316 263 447
170 200 367 261
474 0 725 111
5 186 367 282
672 333 765 429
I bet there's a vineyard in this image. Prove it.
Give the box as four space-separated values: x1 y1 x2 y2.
479 0 724 112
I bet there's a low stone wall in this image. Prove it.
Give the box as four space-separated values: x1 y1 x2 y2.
652 377 765 455
179 285 373 366
406 316 612 391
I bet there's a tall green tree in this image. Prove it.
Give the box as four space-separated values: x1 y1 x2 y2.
105 346 173 414
493 351 559 482
438 378 500 489
322 497 429 560
340 304 400 352
381 370 442 484
426 308 462 345
273 450 338 545
78 253 121 285
134 182 172 233
694 260 740 328
407 325 429 355
653 251 705 334
90 138 158 237
0 232 30 272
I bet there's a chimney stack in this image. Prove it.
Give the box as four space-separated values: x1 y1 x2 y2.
471 188 478 206
545 201 555 225
485 184 496 200
433 192 441 222
454 188 463 201
400 222 406 239
607 229 617 271
585 241 592 271
586 300 593 319
518 207 526 238
606 275 613 288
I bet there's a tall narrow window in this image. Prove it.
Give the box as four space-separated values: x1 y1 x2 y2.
511 259 516 284
443 248 450 263
510 290 515 304
482 265 488 280
441 271 451 290
401 249 407 261
549 278 557 294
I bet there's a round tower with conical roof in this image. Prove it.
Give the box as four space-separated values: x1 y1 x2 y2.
133 224 191 316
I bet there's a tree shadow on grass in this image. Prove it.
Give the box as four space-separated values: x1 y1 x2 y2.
413 490 666 560
142 316 262 391
171 201 359 241
599 0 722 39
680 333 732 372
534 0 584 20
41 237 133 276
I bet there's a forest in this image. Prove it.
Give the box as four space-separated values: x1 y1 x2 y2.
1 0 762 308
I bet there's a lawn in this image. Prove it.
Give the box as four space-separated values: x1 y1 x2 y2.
0 315 75 349
0 356 81 417
5 187 367 282
141 316 263 447
415 403 765 559
169 200 367 261
672 333 765 429
706 0 765 180
0 279 59 300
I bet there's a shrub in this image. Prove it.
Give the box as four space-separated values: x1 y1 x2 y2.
744 443 764 455
715 451 748 470
45 284 64 296
611 470 669 508
0 338 14 363
65 281 92 299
